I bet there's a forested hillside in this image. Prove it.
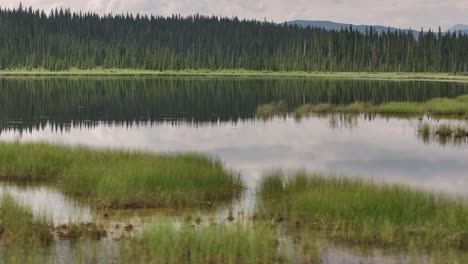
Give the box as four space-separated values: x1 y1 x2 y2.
1 5 467 72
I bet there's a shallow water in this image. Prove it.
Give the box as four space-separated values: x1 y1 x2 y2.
0 183 92 225
2 115 467 195
1 77 468 263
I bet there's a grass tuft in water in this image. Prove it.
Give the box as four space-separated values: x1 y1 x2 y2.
417 123 468 146
435 124 454 136
256 100 288 119
418 123 431 136
258 172 468 249
0 195 53 246
0 195 54 263
121 221 288 263
0 142 242 208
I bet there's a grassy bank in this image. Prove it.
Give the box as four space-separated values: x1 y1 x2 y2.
0 142 242 208
258 172 468 248
257 95 468 118
0 69 468 82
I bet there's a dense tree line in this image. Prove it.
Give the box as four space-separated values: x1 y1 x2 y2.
0 5 467 72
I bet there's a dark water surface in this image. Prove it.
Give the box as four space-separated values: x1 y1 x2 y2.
1 77 468 263
1 76 468 133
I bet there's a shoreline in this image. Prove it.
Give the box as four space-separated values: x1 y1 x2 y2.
1 69 468 82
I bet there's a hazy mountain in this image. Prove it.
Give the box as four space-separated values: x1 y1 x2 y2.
448 24 468 34
287 20 418 36
449 24 468 31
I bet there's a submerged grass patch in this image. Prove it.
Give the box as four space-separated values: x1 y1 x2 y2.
0 142 242 208
258 172 468 249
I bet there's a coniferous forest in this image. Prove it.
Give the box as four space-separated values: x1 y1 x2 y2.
1 5 467 72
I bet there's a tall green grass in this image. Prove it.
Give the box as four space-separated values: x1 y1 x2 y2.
120 221 314 263
258 172 468 248
0 142 242 208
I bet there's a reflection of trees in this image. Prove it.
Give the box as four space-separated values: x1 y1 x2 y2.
327 113 359 130
1 77 467 133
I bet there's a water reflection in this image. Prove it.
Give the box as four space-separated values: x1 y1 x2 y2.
2 115 468 196
1 77 467 133
0 184 92 225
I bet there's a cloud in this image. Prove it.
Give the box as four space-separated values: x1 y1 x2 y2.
1 0 466 30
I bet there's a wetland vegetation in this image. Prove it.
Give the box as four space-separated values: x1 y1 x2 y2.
0 142 242 208
257 94 468 119
258 172 468 249
120 222 314 263
0 195 54 263
0 195 53 246
1 4 468 263
0 79 467 263
417 122 468 146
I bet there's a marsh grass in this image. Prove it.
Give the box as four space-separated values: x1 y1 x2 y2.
0 195 54 263
0 195 53 246
417 123 431 136
0 142 242 208
294 104 334 116
258 172 468 249
288 95 468 118
417 123 468 145
256 100 288 119
375 102 425 114
435 124 454 136
454 126 468 138
120 221 315 263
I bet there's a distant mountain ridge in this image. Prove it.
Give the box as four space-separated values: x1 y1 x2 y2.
287 20 468 36
448 24 468 34
287 20 418 35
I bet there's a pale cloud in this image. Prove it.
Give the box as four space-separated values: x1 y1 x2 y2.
1 0 466 30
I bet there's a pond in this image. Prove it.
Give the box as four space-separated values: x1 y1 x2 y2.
1 77 468 263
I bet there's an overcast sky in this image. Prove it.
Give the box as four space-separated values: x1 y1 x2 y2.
1 0 467 30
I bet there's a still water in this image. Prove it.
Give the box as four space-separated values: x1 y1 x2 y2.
1 77 468 263
1 77 467 193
